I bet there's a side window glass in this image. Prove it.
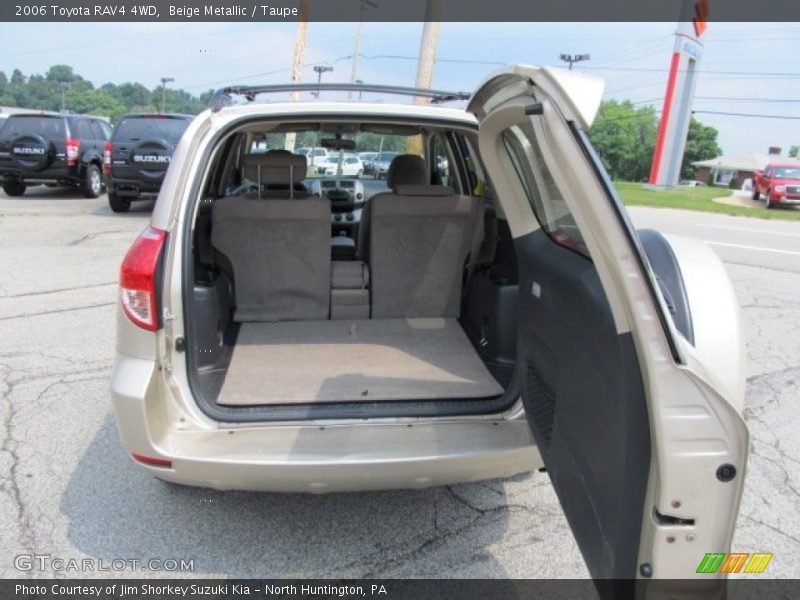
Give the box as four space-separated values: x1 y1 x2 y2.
502 121 590 258
99 121 112 139
73 119 93 140
430 135 451 187
89 121 105 140
461 136 488 199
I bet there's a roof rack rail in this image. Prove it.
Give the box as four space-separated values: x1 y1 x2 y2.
208 83 471 112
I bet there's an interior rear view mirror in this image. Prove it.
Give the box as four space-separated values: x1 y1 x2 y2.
321 138 356 151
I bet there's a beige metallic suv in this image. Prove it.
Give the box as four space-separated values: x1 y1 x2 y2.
111 66 748 587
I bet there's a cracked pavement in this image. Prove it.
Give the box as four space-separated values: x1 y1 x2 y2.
0 189 797 579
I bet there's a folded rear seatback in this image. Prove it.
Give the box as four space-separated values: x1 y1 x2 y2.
212 196 331 322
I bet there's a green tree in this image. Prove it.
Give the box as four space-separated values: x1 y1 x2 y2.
789 145 799 158
681 117 721 179
45 65 77 83
589 100 657 181
0 65 213 119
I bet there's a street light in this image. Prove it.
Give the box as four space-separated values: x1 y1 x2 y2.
312 66 333 98
559 53 590 70
160 77 175 112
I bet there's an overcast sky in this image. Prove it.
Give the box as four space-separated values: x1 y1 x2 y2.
1 21 798 156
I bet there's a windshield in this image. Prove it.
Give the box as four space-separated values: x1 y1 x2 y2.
2 115 65 138
246 130 420 181
113 116 190 144
774 167 800 179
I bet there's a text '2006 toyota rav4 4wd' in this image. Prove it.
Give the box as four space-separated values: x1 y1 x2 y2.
111 67 748 590
0 111 110 197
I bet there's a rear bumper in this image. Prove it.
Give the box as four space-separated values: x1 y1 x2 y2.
107 175 163 197
1 166 75 182
110 353 541 492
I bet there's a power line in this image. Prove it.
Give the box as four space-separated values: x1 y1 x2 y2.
585 66 800 78
695 96 800 103
692 110 800 120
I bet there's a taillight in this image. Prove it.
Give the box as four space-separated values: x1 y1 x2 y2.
103 141 112 175
119 227 167 331
65 137 80 166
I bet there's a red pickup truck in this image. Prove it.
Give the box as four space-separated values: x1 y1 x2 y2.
752 163 800 209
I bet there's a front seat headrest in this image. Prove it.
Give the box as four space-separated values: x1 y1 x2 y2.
387 154 427 188
243 149 307 186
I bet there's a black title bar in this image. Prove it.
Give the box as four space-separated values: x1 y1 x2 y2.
3 0 800 22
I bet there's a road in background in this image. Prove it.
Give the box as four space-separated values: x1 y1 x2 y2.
0 190 797 578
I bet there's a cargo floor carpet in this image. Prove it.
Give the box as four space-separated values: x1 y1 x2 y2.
217 318 503 405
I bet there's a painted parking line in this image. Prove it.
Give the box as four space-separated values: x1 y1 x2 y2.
704 241 800 256
700 224 800 238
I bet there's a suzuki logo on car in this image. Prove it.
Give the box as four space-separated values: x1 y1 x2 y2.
134 154 170 164
14 147 45 155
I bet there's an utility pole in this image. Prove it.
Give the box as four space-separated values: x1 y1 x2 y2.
285 0 310 152
408 0 441 155
413 0 441 105
559 53 590 70
160 77 174 112
348 0 378 99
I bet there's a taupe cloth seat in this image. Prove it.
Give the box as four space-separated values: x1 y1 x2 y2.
241 149 310 199
365 154 483 319
358 154 428 261
212 151 331 322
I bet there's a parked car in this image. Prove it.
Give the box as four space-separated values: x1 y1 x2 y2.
315 153 364 177
752 163 800 208
678 179 707 187
358 151 378 175
112 66 747 589
371 151 399 178
104 113 193 213
295 146 328 164
0 112 110 197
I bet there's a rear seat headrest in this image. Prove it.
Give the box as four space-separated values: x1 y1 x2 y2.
387 154 427 188
242 150 307 186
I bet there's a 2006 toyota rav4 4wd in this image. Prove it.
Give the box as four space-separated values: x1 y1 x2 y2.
112 67 748 587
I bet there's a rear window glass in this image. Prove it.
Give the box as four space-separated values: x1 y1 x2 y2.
113 117 190 144
502 122 590 258
2 115 65 138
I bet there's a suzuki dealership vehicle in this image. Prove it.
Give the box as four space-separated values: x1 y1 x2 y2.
0 112 110 197
112 68 748 588
752 163 800 208
104 113 193 212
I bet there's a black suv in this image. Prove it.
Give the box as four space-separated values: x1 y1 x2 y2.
0 112 111 198
104 113 193 212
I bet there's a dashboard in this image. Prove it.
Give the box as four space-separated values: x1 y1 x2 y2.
306 178 367 226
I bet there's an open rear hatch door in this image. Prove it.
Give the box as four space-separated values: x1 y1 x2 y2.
469 65 748 597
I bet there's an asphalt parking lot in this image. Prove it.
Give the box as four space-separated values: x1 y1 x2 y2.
0 186 798 579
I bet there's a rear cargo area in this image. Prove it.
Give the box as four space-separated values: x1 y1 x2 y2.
216 318 503 406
